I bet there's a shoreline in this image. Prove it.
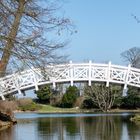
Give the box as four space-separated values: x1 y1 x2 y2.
14 108 140 114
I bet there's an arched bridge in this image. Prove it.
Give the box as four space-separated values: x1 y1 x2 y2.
0 61 140 100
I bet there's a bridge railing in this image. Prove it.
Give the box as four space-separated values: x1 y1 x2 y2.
0 61 140 100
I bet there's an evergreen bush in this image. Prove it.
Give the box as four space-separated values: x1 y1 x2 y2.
61 86 79 108
36 85 52 103
121 94 140 109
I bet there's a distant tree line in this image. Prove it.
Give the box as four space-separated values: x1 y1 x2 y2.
35 83 140 112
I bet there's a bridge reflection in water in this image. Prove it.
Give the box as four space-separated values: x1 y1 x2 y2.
1 61 140 100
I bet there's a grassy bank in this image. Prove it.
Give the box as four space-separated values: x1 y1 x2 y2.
38 104 96 113
15 103 97 113
38 106 140 113
15 103 140 113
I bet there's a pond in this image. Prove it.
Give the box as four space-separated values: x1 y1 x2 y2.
0 112 140 140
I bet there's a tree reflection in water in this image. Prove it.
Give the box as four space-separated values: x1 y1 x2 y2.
37 115 124 140
93 116 122 140
37 117 80 140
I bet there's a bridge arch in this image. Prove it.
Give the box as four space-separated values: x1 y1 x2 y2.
0 61 140 100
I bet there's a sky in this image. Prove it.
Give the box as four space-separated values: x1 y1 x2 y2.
17 0 140 98
59 0 140 65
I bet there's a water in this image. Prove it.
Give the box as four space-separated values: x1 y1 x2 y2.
0 112 140 140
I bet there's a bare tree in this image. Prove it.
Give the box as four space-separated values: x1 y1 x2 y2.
121 47 140 68
0 0 74 76
84 83 122 112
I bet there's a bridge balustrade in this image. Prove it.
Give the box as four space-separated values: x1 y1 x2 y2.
0 61 140 100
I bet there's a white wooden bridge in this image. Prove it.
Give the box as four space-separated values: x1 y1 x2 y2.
0 61 140 100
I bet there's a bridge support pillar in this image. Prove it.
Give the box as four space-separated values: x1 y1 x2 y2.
123 64 131 96
53 82 56 89
70 81 74 86
1 95 5 100
18 89 22 95
35 85 39 91
124 64 131 90
123 88 128 96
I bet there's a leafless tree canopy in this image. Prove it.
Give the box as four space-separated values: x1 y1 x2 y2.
84 83 122 112
0 0 73 76
121 47 140 68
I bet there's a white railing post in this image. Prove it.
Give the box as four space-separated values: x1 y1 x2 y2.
88 60 92 86
32 69 39 91
52 78 56 89
0 83 5 100
124 64 131 90
106 61 111 87
69 61 74 86
14 73 22 95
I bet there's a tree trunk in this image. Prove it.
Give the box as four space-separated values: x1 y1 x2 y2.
0 1 25 77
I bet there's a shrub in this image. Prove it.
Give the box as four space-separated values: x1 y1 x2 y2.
50 96 62 107
81 98 98 109
130 115 140 122
74 96 85 108
16 98 41 111
112 96 123 108
0 101 18 115
36 85 52 103
121 94 140 109
5 94 17 101
61 86 79 108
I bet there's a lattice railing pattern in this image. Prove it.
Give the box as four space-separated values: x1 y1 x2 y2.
0 61 140 100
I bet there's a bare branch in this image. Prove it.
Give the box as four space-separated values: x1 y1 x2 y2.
121 47 140 68
0 0 74 76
